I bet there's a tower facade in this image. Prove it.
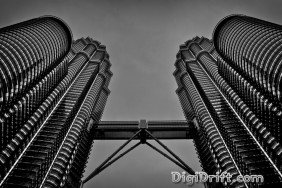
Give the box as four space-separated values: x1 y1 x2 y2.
213 15 282 145
2 14 282 188
174 37 245 187
0 16 72 180
174 16 282 187
0 18 112 188
0 16 72 152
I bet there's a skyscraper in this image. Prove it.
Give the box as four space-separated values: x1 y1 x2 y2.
0 16 73 182
0 17 112 188
2 13 282 188
174 37 245 188
0 16 72 152
213 15 282 145
174 15 282 187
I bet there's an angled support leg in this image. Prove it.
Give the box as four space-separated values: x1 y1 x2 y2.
82 130 142 185
145 141 188 172
145 129 195 175
82 120 196 187
83 141 141 184
95 141 141 176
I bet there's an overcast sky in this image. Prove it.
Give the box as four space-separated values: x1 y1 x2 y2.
1 0 282 187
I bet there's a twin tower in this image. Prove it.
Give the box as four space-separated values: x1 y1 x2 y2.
0 15 282 187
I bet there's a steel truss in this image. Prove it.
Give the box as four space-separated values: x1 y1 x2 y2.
81 120 196 187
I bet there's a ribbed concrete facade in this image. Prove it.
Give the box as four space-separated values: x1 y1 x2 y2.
174 15 282 187
2 13 282 188
41 38 112 188
213 15 282 145
0 16 72 182
0 17 112 188
213 15 282 101
175 37 244 187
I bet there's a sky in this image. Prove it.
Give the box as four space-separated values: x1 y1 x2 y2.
1 0 282 187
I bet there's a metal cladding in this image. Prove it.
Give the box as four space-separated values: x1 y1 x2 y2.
0 16 72 111
41 38 112 188
175 15 282 187
0 16 112 188
175 37 245 187
0 16 73 154
2 13 282 188
213 15 282 147
213 14 282 103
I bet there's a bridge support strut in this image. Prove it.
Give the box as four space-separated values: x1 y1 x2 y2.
81 120 195 187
